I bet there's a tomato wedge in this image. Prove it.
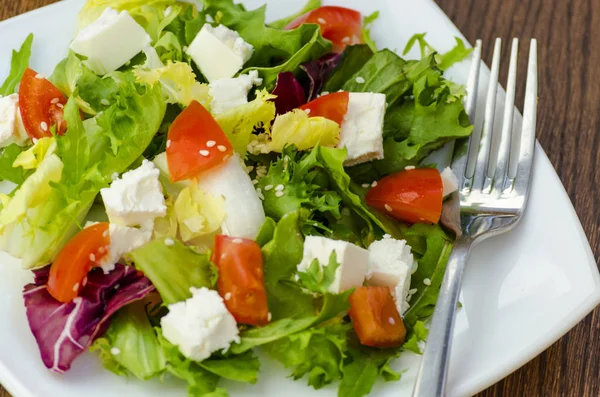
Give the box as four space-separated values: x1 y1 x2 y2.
298 91 349 125
285 6 363 53
167 100 233 182
211 235 269 326
349 286 406 348
19 68 67 139
366 168 444 224
47 223 111 303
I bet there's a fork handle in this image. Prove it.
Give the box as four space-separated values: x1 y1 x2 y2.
411 238 473 397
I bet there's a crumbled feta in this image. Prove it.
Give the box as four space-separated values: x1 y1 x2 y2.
198 154 265 239
161 287 240 361
186 24 254 82
338 92 386 166
100 160 167 227
98 223 152 273
0 94 29 148
297 236 369 294
208 70 263 114
441 167 459 197
70 8 151 75
367 238 415 314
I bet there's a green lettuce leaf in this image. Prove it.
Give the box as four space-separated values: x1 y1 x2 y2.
402 320 428 354
128 237 217 305
0 33 33 96
91 300 166 380
403 33 472 71
361 11 379 53
339 347 403 397
324 45 374 93
268 110 340 152
198 351 260 384
297 252 341 294
269 0 321 29
0 144 30 185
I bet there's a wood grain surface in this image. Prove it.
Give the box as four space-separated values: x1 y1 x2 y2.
1 0 599 396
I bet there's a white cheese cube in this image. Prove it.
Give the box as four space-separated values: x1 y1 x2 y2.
198 154 265 240
70 8 151 75
161 287 240 361
100 160 167 227
338 92 386 166
441 166 459 197
186 24 254 82
97 223 152 274
0 94 29 148
209 70 263 114
297 236 369 294
367 237 415 314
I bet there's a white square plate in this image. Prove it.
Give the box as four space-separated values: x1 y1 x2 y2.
0 1 599 396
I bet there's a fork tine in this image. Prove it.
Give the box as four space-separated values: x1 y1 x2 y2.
509 38 538 194
452 40 482 181
471 38 502 191
489 38 519 195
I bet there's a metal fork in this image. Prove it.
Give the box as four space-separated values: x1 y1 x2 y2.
411 38 538 397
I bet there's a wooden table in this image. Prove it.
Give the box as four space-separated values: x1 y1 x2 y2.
1 0 598 396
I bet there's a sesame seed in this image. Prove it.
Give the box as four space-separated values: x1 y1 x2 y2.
294 274 300 281
384 204 393 212
275 191 284 198
268 312 272 321
264 184 273 191
163 6 172 17
361 183 370 188
371 181 378 187
164 238 175 246
389 317 395 325
82 276 88 287
56 103 64 108
423 278 431 286
89 253 96 262
110 347 121 355
217 145 227 152
317 17 327 24
72 282 79 292
233 238 243 244
40 121 48 132
252 179 259 185
166 140 171 148
409 288 418 295
35 73 45 80
206 140 216 147
407 294 413 303
224 292 232 301
98 246 105 254
342 36 351 43
100 99 110 106
355 76 365 84
199 150 210 156
103 230 109 238
304 108 311 115
321 91 330 96
405 165 416 170
51 97 60 104
275 184 284 191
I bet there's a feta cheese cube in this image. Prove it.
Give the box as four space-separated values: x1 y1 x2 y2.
0 94 29 148
367 238 415 314
441 166 459 197
209 70 263 114
338 92 386 166
100 160 167 227
98 223 152 274
186 24 254 82
198 154 265 240
297 236 369 294
161 287 240 361
70 8 151 75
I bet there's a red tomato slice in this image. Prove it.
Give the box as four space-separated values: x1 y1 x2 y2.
47 223 111 303
298 91 349 125
366 168 444 224
167 100 234 182
349 286 406 348
19 68 68 139
211 235 270 326
285 6 363 53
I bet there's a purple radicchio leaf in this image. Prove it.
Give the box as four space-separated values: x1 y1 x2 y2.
300 53 342 101
23 264 154 374
272 72 307 115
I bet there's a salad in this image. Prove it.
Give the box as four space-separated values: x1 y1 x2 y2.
0 0 473 396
